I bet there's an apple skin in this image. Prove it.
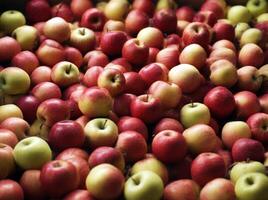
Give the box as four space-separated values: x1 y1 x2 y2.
207 47 237 66
259 94 268 113
30 66 52 85
193 11 217 27
238 43 264 68
80 8 105 32
235 172 268 200
153 118 184 135
121 72 146 95
124 171 164 200
182 22 210 48
83 66 103 87
13 136 52 170
55 147 89 161
137 27 164 49
88 146 125 172
153 8 177 34
212 39 237 52
12 51 39 75
36 98 70 127
84 118 118 149
0 179 24 200
130 94 163 124
0 129 18 148
48 120 85 151
232 138 265 162
180 102 211 128
0 37 21 62
40 160 80 198
156 46 180 70
85 50 109 69
0 104 23 123
204 86 236 119
240 28 263 47
200 178 235 200
168 64 202 94
31 81 62 102
191 152 226 187
221 121 252 149
36 39 65 67
131 157 169 185
86 164 125 200
176 6 195 22
63 190 96 200
152 130 187 164
227 5 251 25
0 144 15 180
25 0 51 24
213 21 235 42
230 161 266 183
0 67 31 95
100 31 128 57
20 169 46 200
132 0 154 16
0 10 26 34
183 124 219 155
247 0 267 17
51 3 74 22
116 130 147 163
200 0 226 20
234 91 261 120
247 112 268 142
15 95 40 124
70 0 93 19
64 47 83 68
103 19 125 33
164 179 200 200
125 10 149 36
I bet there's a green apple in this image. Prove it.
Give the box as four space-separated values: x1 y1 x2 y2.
227 6 252 25
51 61 80 87
130 157 169 185
257 13 268 22
0 10 26 34
0 67 31 95
0 104 23 123
180 102 211 128
124 171 164 200
230 161 266 183
240 28 263 46
84 118 118 148
235 172 268 200
235 23 250 40
246 0 267 18
13 136 52 170
12 25 39 51
86 163 125 200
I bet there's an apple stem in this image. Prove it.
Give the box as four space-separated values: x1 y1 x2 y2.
80 28 86 36
190 100 194 107
66 64 72 74
130 177 139 185
103 119 108 128
246 158 251 163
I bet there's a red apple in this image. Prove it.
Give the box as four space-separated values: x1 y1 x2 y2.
164 34 181 47
0 129 18 148
259 94 268 113
64 47 83 68
238 43 264 68
30 66 52 85
213 21 235 42
147 47 160 64
156 46 180 69
212 39 237 52
132 0 155 16
83 66 103 87
193 11 217 27
176 6 195 22
0 179 24 200
201 0 226 20
123 72 146 95
207 47 237 66
113 93 136 117
153 118 184 135
137 27 164 49
103 20 125 33
247 112 268 143
70 0 93 19
84 50 109 68
25 0 51 24
80 8 106 32
153 8 177 34
31 82 62 102
125 10 149 36
51 3 74 22
110 58 132 72
56 147 89 161
0 144 15 180
167 157 192 181
64 190 96 200
0 37 21 62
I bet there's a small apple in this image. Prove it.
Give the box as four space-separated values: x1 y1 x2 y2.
238 43 264 68
0 10 26 34
30 66 52 85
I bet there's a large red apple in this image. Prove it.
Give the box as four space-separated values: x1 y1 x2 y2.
0 179 24 200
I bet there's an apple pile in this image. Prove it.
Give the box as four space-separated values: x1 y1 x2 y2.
0 0 268 199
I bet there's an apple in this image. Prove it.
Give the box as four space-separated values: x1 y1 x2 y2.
51 3 74 22
116 130 147 162
0 144 15 179
51 61 80 87
137 27 164 49
247 112 268 143
12 51 39 75
83 66 103 87
123 72 146 95
104 0 129 21
156 0 176 11
130 94 163 124
204 86 236 119
31 81 62 102
84 118 118 149
125 10 149 36
156 46 180 70
235 172 268 200
13 136 52 170
125 170 163 200
152 130 187 164
20 170 46 200
0 37 21 62
179 44 207 70
70 27 96 54
153 8 177 34
164 179 200 200
247 0 267 18
25 0 51 24
227 5 251 25
147 47 160 63
207 47 237 66
103 19 125 32
70 0 93 19
238 43 264 68
200 178 235 200
200 0 226 20
80 8 106 32
180 102 211 128
257 13 268 22
234 91 261 119
63 189 95 200
259 94 268 113
48 120 85 151
230 161 266 183
0 10 26 34
235 22 250 40
30 66 52 85
0 179 24 200
56 147 89 161
86 164 125 200
193 11 217 27
176 6 195 22
15 95 40 124
167 156 192 181
37 98 70 127
240 28 263 47
153 118 183 135
191 152 226 187
182 22 210 48
64 47 83 68
131 157 169 185
132 0 155 16
213 21 235 42
78 87 113 118
0 104 23 123
0 129 18 148
36 39 65 67
232 138 265 162
183 124 219 154
40 160 80 198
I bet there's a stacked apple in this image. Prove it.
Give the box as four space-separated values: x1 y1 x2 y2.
0 0 268 199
